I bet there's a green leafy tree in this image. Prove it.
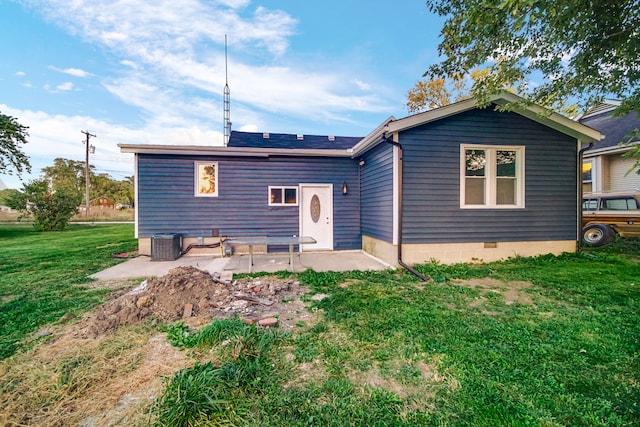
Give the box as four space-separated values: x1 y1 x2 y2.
0 188 20 205
424 0 638 116
6 179 82 231
115 176 134 205
41 158 87 197
90 173 134 205
0 113 31 176
90 172 115 200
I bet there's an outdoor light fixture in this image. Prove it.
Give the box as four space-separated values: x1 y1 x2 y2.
358 158 365 166
342 181 348 195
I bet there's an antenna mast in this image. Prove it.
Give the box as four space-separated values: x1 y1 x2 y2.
223 35 231 146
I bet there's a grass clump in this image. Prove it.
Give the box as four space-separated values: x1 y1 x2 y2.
154 318 290 426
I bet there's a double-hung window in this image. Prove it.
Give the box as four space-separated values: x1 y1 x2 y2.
461 145 524 208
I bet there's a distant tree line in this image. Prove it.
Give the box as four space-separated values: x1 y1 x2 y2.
3 158 133 231
40 158 134 206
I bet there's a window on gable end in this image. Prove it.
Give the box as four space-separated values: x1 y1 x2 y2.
461 145 524 208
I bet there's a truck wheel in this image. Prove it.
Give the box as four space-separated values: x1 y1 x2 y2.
583 224 614 247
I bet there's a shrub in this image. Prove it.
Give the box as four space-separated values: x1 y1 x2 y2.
5 179 82 231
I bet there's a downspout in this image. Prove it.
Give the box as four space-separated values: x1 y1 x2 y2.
577 141 594 252
382 134 430 282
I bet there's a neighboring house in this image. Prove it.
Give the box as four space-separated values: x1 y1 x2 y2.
579 100 640 193
90 196 116 209
119 92 601 266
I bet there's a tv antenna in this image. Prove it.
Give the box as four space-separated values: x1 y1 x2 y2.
223 35 231 146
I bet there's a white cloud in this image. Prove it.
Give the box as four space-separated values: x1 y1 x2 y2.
120 60 138 69
23 0 391 128
49 66 93 77
56 82 74 91
16 71 26 77
352 79 372 91
0 104 224 189
33 0 296 57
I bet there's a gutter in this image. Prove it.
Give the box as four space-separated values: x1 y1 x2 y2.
577 141 595 252
382 134 430 282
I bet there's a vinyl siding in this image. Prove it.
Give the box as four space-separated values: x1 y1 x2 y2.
400 108 578 243
137 154 361 250
607 154 640 191
360 142 394 242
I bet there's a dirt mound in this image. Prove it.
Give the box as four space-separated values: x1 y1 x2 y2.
90 266 309 336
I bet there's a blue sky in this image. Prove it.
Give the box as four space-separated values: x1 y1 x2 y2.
0 0 444 189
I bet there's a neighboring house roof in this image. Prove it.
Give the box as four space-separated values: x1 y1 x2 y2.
228 131 362 150
579 100 640 153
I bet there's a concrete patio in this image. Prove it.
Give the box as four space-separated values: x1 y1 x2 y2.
91 250 392 281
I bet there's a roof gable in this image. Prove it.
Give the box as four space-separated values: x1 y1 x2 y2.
352 92 602 156
228 131 362 150
579 99 621 119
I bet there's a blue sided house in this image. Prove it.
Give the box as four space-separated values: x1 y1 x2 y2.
119 92 602 266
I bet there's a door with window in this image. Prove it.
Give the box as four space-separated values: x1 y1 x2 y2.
300 184 333 251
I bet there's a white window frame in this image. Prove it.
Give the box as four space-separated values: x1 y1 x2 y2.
194 161 219 197
460 145 525 209
268 186 299 206
582 158 595 193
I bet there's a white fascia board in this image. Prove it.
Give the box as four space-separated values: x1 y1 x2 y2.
583 140 639 157
133 154 139 238
386 98 479 134
350 116 396 157
118 144 352 158
490 93 603 142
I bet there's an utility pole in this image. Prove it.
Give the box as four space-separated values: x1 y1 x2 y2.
81 130 96 217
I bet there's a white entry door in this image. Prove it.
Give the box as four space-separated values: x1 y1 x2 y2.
300 184 333 251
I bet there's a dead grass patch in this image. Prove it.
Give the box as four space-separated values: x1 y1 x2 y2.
452 277 536 311
346 355 459 412
0 321 191 427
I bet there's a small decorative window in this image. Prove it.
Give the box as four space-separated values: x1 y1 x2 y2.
461 145 524 208
195 161 218 197
269 186 298 206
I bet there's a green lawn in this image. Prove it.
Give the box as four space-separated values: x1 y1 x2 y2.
0 223 137 358
156 247 640 426
1 223 639 425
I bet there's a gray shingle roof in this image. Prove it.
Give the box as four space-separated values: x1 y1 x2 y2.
580 108 640 150
228 131 362 150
